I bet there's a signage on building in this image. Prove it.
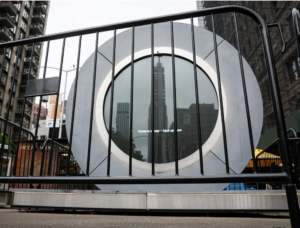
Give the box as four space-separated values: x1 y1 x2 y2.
46 94 62 128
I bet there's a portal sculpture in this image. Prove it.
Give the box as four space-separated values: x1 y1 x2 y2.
66 22 263 191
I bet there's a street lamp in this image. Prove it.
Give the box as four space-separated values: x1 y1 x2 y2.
31 65 79 138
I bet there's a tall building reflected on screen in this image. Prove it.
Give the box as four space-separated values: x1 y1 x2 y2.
148 56 169 163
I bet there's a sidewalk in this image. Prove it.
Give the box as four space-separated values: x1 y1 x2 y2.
0 209 291 228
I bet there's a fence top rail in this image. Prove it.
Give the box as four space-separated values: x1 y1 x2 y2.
0 5 265 49
41 138 69 151
0 173 289 184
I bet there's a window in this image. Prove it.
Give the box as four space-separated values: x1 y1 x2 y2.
40 135 46 140
286 57 300 83
14 3 21 11
2 62 8 72
23 9 29 20
19 31 25 40
25 1 31 10
21 19 27 31
8 110 11 120
13 68 18 78
9 26 16 34
5 49 11 59
10 96 14 106
1 75 7 85
14 55 20 67
13 14 19 23
0 89 4 100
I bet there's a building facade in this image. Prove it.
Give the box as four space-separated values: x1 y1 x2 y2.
0 1 50 138
116 102 129 133
197 1 300 147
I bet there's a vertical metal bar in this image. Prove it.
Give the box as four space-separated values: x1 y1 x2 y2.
233 12 257 173
30 41 50 176
0 46 20 174
0 48 7 172
190 18 204 175
0 47 6 172
0 47 6 83
260 18 300 228
170 20 179 175
4 122 11 178
21 142 26 188
87 32 99 176
48 38 66 176
211 14 230 174
13 43 35 176
67 35 82 176
18 142 23 179
26 143 30 179
129 26 135 176
107 30 116 177
151 23 155 176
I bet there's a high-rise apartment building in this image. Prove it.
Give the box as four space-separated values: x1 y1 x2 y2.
197 1 300 147
0 1 50 137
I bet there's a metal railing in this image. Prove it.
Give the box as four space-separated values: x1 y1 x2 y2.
30 23 44 31
34 3 47 12
0 5 298 227
0 27 13 41
0 14 15 26
0 2 18 15
26 45 40 54
16 106 31 116
23 68 37 78
32 14 45 23
23 57 38 66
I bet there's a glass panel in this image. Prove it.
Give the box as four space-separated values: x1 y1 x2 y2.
104 56 218 165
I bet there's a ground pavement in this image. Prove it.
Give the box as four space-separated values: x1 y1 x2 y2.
0 209 291 228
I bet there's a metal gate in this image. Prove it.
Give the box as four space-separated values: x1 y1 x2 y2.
0 5 299 227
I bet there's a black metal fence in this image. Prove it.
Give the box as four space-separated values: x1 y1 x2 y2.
0 5 299 227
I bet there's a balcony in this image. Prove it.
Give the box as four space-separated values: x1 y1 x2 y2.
18 92 33 104
0 55 8 71
28 34 42 39
0 14 14 28
26 45 40 57
20 80 27 87
24 57 38 68
0 74 7 87
32 14 45 24
30 23 44 35
22 68 37 79
34 3 47 14
15 118 30 129
0 27 13 42
16 106 32 118
0 2 18 16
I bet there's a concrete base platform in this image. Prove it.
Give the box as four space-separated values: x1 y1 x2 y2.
9 189 300 212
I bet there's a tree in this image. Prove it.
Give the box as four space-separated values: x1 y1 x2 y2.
0 132 16 154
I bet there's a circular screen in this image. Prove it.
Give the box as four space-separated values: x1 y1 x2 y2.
104 55 218 164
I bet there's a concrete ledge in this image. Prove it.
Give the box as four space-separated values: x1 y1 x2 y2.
10 189 300 211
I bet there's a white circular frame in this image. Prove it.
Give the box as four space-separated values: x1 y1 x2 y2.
95 47 227 173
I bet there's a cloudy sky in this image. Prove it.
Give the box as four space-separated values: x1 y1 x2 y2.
39 0 198 102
